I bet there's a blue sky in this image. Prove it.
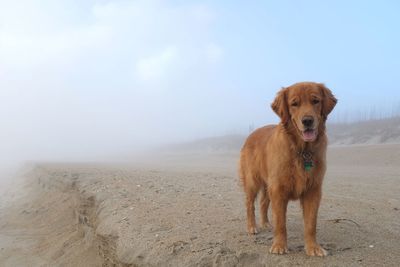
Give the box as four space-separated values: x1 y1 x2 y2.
209 1 400 120
0 0 399 160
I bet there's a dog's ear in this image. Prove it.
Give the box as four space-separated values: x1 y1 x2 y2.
318 83 337 120
271 87 289 125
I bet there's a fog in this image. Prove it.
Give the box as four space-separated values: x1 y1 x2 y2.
1 0 400 166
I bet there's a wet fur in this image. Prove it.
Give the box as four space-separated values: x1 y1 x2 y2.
239 82 337 256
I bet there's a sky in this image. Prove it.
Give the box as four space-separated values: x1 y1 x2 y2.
1 0 400 161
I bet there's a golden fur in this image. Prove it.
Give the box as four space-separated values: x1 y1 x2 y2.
239 82 337 256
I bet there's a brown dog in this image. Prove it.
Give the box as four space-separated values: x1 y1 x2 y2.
239 82 337 256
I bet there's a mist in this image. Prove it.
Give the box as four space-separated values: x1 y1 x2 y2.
0 0 228 164
1 0 400 166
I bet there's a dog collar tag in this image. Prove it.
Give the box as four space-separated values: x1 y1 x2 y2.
304 161 313 171
302 151 314 172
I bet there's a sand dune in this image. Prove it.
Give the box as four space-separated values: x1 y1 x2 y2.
328 117 400 145
1 142 400 266
159 117 400 154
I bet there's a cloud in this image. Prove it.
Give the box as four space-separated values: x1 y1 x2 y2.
135 46 179 84
0 0 222 85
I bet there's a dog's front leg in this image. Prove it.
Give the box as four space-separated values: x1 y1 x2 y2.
269 186 289 254
301 187 327 257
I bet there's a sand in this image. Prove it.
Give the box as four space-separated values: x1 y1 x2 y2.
1 144 400 266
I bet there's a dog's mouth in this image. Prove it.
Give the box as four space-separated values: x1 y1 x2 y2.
302 129 317 142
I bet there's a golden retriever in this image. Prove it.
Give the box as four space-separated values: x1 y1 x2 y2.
239 82 337 256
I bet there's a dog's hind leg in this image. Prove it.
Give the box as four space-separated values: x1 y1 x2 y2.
259 183 272 229
245 181 259 235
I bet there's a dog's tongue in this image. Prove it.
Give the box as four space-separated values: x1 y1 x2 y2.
303 130 316 141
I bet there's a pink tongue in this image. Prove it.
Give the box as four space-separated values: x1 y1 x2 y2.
303 130 316 140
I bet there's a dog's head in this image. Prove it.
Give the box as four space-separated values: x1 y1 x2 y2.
271 82 337 142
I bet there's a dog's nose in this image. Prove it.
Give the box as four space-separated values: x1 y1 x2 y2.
302 116 314 127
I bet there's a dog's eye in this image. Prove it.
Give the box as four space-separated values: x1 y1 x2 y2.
312 99 320 105
291 102 298 107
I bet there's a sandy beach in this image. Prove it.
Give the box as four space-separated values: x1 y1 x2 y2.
0 142 399 266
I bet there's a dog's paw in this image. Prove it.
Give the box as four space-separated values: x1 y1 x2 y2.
269 242 288 255
260 221 272 230
247 226 258 235
305 244 328 257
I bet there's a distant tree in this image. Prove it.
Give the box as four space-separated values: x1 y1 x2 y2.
331 102 400 124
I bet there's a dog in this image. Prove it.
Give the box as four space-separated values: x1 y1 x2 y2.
239 82 337 256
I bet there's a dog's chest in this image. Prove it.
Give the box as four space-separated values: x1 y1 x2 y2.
288 156 321 199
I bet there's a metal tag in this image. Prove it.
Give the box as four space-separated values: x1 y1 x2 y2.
302 151 314 172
